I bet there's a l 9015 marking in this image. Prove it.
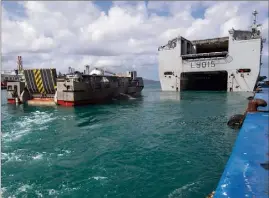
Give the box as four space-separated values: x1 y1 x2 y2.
191 61 215 68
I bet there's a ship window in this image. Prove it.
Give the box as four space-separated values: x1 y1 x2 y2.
237 69 251 73
4 77 8 80
164 71 173 75
181 39 185 55
187 42 192 54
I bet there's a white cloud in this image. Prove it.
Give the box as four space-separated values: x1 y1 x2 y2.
1 1 268 80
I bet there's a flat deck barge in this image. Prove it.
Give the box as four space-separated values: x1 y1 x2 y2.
214 87 269 197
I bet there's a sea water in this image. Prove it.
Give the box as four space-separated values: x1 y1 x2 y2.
1 83 250 198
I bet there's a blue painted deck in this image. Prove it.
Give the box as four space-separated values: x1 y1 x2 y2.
255 87 269 111
214 88 269 198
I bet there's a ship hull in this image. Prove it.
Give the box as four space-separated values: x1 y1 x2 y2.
56 75 144 106
7 98 16 104
6 69 144 107
56 86 144 106
57 98 113 106
127 86 144 95
158 30 262 92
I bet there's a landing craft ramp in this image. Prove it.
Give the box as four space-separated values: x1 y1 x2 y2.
23 68 57 95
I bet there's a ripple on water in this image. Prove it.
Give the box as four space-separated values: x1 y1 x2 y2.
2 111 56 143
90 176 108 181
168 182 197 198
1 88 249 198
1 149 72 166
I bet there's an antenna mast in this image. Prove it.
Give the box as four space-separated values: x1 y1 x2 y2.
251 10 262 38
17 56 23 71
252 10 258 25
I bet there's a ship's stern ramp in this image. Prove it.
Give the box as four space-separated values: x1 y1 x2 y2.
180 37 231 91
180 71 228 91
23 68 57 97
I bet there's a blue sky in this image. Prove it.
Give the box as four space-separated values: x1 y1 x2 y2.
2 1 268 80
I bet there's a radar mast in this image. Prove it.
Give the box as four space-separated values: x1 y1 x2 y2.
251 10 262 38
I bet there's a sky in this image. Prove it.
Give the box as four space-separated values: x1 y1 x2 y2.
1 1 269 80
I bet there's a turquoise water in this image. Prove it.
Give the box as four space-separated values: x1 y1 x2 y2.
1 83 251 198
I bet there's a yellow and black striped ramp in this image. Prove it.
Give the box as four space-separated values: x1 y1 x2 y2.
23 68 57 94
24 69 39 93
50 68 57 90
34 69 45 94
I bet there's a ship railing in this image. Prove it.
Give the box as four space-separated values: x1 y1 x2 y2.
182 55 233 65
182 56 227 62
182 51 228 59
191 37 229 45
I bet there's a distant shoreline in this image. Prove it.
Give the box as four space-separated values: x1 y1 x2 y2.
144 79 159 84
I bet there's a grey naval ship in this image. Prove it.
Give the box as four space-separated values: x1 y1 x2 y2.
56 66 144 106
6 58 144 106
158 10 265 92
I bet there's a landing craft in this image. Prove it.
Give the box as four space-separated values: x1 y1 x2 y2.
6 58 144 106
158 10 265 92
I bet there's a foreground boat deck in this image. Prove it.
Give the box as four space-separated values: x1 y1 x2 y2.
214 88 269 197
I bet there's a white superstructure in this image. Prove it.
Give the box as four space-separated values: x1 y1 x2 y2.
158 10 265 92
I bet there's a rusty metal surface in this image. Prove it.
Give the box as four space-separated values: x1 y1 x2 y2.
255 87 269 111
